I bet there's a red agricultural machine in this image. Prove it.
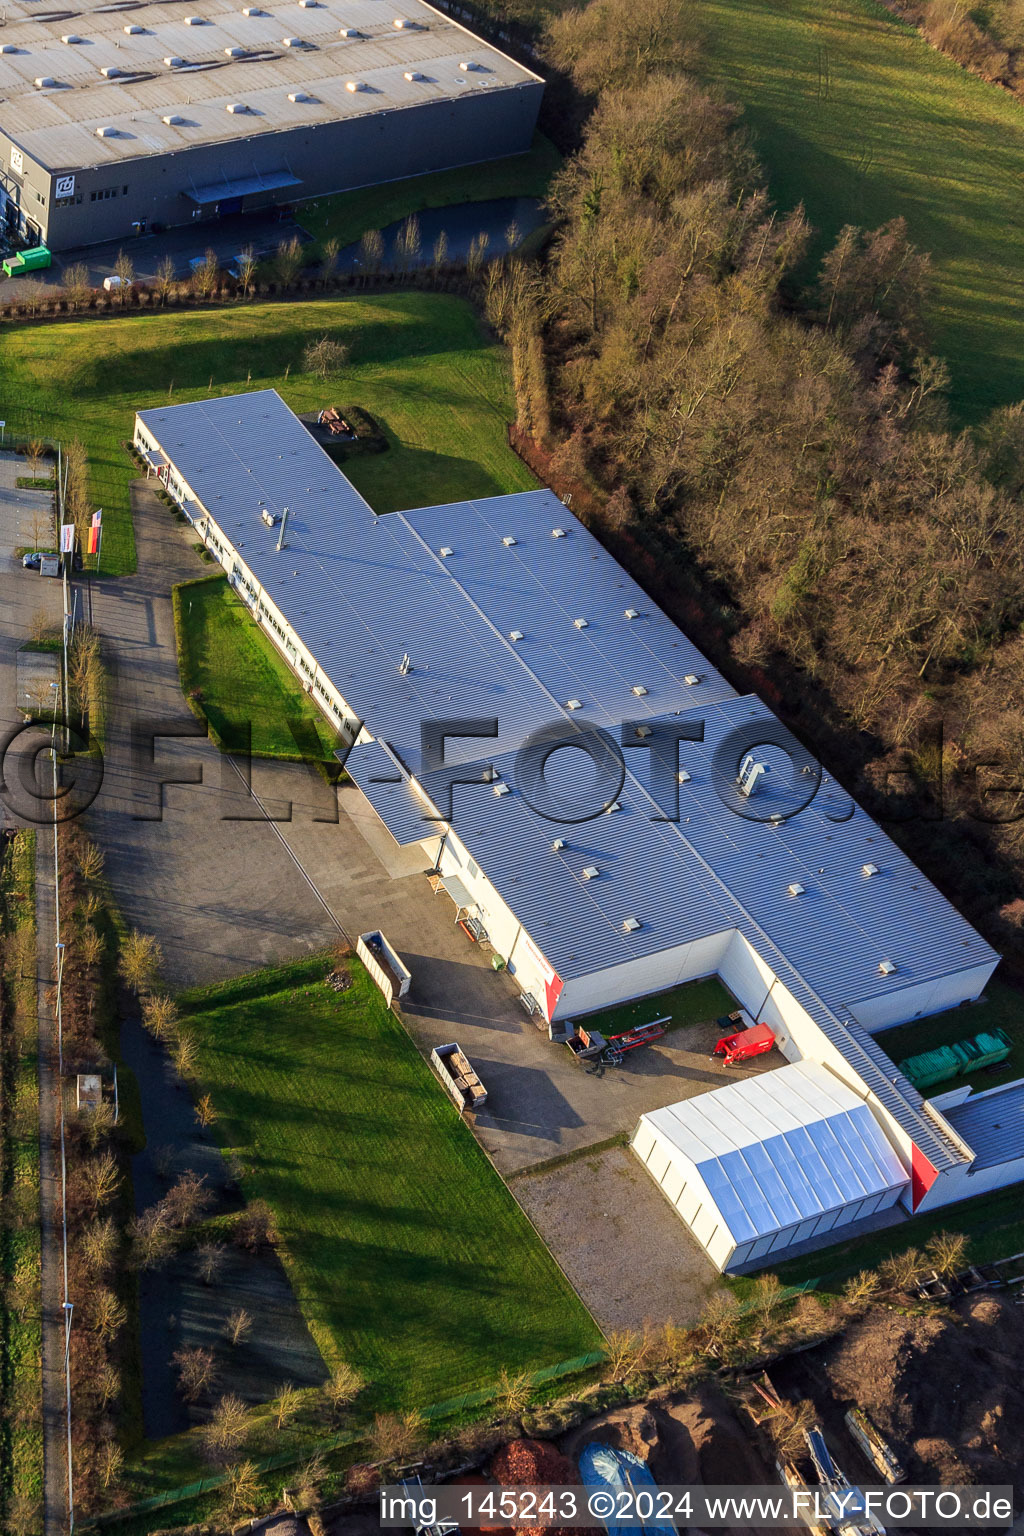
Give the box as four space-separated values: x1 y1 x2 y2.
565 1017 668 1066
711 1016 776 1066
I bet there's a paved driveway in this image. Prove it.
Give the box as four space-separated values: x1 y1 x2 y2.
80 482 781 1180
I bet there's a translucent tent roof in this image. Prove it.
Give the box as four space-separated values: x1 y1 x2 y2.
638 1062 909 1246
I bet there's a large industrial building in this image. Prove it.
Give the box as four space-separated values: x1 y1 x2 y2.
0 0 542 250
134 389 1024 1267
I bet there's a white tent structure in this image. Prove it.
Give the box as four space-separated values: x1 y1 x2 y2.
631 1062 910 1271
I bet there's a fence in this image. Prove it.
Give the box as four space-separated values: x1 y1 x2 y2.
79 1350 608 1529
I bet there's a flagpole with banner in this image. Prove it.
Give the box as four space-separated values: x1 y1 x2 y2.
88 508 103 573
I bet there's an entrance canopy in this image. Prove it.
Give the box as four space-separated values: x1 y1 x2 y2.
184 169 302 205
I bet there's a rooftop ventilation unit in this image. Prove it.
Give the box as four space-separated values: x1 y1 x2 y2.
632 684 648 696
282 35 303 45
298 0 319 7
243 6 267 13
100 65 123 77
123 22 145 32
606 801 621 813
459 58 481 69
738 753 771 798
552 838 566 851
95 124 119 135
566 698 582 711
624 607 639 620
684 673 701 686
863 862 879 877
623 916 641 932
404 68 425 79
509 629 523 642
398 653 412 675
635 724 651 738
438 545 453 558
878 959 897 976
551 527 566 538
34 76 60 87
225 44 247 55
788 882 805 896
345 78 367 90
502 535 516 546
61 33 85 43
164 55 186 65
573 617 588 629
340 27 361 35
493 781 510 797
394 15 420 26
582 866 599 880
0 42 17 51
288 89 315 101
225 101 249 112
678 769 691 783
184 16 206 24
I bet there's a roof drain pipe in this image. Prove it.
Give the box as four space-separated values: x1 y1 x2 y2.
276 505 290 551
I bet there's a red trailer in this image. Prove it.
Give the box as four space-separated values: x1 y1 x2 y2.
711 1020 775 1066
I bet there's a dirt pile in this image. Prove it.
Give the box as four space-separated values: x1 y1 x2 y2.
489 1439 597 1536
821 1294 1024 1492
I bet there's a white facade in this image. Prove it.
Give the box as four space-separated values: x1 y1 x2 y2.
631 1062 910 1271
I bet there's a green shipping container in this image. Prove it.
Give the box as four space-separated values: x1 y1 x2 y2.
958 1029 1012 1073
898 1044 962 1091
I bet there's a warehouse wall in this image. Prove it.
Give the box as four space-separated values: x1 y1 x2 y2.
36 81 542 249
845 961 997 1033
555 932 734 1024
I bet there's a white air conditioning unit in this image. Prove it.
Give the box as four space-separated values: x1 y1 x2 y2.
582 866 599 880
624 608 639 619
863 862 879 877
623 916 641 932
788 883 805 897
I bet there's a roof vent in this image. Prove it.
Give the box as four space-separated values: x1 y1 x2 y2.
623 916 641 932
678 769 691 784
225 44 247 55
624 607 639 620
551 527 566 538
346 78 368 91
95 124 120 135
582 866 599 880
243 6 267 13
502 535 517 546
184 15 206 23
0 41 17 51
404 68 425 79
123 22 145 32
788 882 805 896
566 698 582 711
493 781 510 797
459 58 480 69
509 629 523 642
288 90 315 101
282 36 304 45
100 65 124 76
863 862 879 877
298 0 318 7
438 545 453 558
393 15 418 25
162 113 187 124
606 801 621 814
552 838 566 851
61 33 85 43
631 684 648 697
164 55 186 65
879 959 897 976
573 617 588 629
339 26 361 35
34 76 60 87
225 101 249 112
635 724 651 738
684 673 701 686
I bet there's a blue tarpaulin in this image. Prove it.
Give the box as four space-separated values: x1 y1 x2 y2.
578 1443 677 1536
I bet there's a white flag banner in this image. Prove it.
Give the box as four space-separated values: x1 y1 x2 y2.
60 523 75 554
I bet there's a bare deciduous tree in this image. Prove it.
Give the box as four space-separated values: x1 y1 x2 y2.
304 335 350 382
174 1345 216 1404
275 236 304 286
205 1393 251 1462
226 1307 253 1347
119 928 161 995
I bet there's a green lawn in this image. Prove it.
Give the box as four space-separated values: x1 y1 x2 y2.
179 955 600 1410
296 133 562 251
0 293 537 576
571 977 737 1039
695 0 1024 420
876 977 1024 1095
174 575 339 763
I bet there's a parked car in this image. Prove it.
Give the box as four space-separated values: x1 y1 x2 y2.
22 551 45 569
102 273 131 291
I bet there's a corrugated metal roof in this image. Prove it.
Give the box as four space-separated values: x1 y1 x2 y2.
138 389 998 1173
1 0 540 169
638 1063 910 1245
944 1080 1024 1170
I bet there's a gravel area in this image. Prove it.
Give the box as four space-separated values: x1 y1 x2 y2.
511 1144 723 1332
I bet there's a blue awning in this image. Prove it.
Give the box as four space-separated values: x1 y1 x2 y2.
185 168 301 205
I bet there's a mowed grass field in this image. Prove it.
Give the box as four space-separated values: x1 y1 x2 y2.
0 293 536 575
695 0 1024 420
180 956 600 1409
174 575 340 763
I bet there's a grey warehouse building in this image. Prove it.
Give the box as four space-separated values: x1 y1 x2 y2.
0 0 543 250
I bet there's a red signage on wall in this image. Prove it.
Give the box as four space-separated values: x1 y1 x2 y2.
544 971 564 1021
910 1143 939 1210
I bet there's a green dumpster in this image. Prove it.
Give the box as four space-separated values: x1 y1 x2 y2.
898 1044 961 1091
959 1029 1011 1072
